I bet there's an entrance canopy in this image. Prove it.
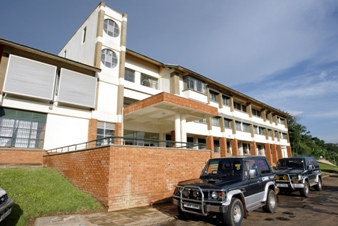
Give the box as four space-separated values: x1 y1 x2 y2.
123 92 218 126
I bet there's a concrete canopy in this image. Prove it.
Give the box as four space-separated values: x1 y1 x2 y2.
123 92 218 129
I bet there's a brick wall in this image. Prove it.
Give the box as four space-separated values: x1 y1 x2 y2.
43 146 111 206
0 149 46 165
43 146 210 211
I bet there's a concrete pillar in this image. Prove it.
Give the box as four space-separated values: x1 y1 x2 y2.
114 123 123 145
231 139 239 156
265 143 272 165
220 137 227 157
271 144 277 165
250 141 257 156
287 146 292 157
181 114 187 143
206 136 214 159
175 113 181 147
87 119 98 148
277 145 283 160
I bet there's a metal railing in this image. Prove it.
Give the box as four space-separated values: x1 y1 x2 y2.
48 136 207 153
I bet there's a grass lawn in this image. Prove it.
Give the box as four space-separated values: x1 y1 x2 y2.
0 167 104 226
319 162 338 172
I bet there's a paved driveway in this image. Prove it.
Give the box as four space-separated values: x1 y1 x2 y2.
158 175 338 226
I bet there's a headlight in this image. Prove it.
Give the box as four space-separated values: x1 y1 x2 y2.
211 191 219 199
183 189 190 198
192 190 200 198
298 175 302 180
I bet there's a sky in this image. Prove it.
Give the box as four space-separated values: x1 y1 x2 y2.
0 0 337 143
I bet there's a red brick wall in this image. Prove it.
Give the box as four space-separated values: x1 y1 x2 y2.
0 149 46 165
43 146 210 211
43 147 110 207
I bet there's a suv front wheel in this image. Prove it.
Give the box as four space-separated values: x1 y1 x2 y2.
300 181 310 197
263 189 277 213
222 198 243 226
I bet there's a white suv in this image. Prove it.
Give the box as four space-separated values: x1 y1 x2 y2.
0 187 13 222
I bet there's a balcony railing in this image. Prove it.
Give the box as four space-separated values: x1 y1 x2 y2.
48 136 207 153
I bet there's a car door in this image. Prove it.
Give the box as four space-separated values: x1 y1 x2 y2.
243 159 262 208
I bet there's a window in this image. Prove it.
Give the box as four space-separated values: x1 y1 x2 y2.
243 143 250 155
224 118 232 129
101 49 117 68
242 123 251 133
257 159 271 174
124 130 159 146
210 90 219 103
195 118 207 124
97 121 115 145
252 109 261 117
234 102 247 112
254 125 266 135
212 117 220 126
63 50 67 57
259 127 266 135
280 133 287 139
278 117 285 125
223 95 230 106
141 73 158 89
183 76 206 93
103 19 119 37
198 138 206 149
0 108 46 148
235 121 242 131
214 140 220 153
82 27 86 43
244 159 256 179
125 68 135 82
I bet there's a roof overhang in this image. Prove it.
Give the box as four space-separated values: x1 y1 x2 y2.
124 92 218 126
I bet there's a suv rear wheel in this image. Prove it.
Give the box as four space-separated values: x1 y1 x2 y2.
263 189 277 213
223 198 243 226
314 178 322 191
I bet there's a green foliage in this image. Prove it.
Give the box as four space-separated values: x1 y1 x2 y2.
288 115 338 162
0 167 104 226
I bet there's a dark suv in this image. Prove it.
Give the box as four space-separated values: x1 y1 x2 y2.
274 157 322 197
172 156 278 226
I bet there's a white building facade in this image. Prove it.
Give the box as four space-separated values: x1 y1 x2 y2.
0 2 292 163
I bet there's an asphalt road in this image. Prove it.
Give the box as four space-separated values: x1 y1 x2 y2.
159 175 338 226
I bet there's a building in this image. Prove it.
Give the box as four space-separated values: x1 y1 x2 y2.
0 2 291 210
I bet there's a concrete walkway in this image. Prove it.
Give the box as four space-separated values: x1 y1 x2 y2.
35 203 177 226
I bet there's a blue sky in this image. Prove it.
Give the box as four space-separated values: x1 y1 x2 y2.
0 0 337 143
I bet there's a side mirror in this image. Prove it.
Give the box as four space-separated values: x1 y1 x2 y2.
249 169 257 178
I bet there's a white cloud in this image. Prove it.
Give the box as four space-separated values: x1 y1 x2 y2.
201 0 338 86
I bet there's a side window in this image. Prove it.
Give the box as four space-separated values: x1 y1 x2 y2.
245 159 257 179
257 159 271 174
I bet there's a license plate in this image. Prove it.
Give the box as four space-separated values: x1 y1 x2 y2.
277 184 288 187
184 203 200 210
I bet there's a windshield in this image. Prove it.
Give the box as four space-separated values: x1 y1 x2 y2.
201 159 243 179
276 159 304 170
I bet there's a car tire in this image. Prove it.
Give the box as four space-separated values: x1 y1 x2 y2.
177 206 195 220
222 198 243 226
263 189 277 213
314 178 322 191
300 181 310 197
